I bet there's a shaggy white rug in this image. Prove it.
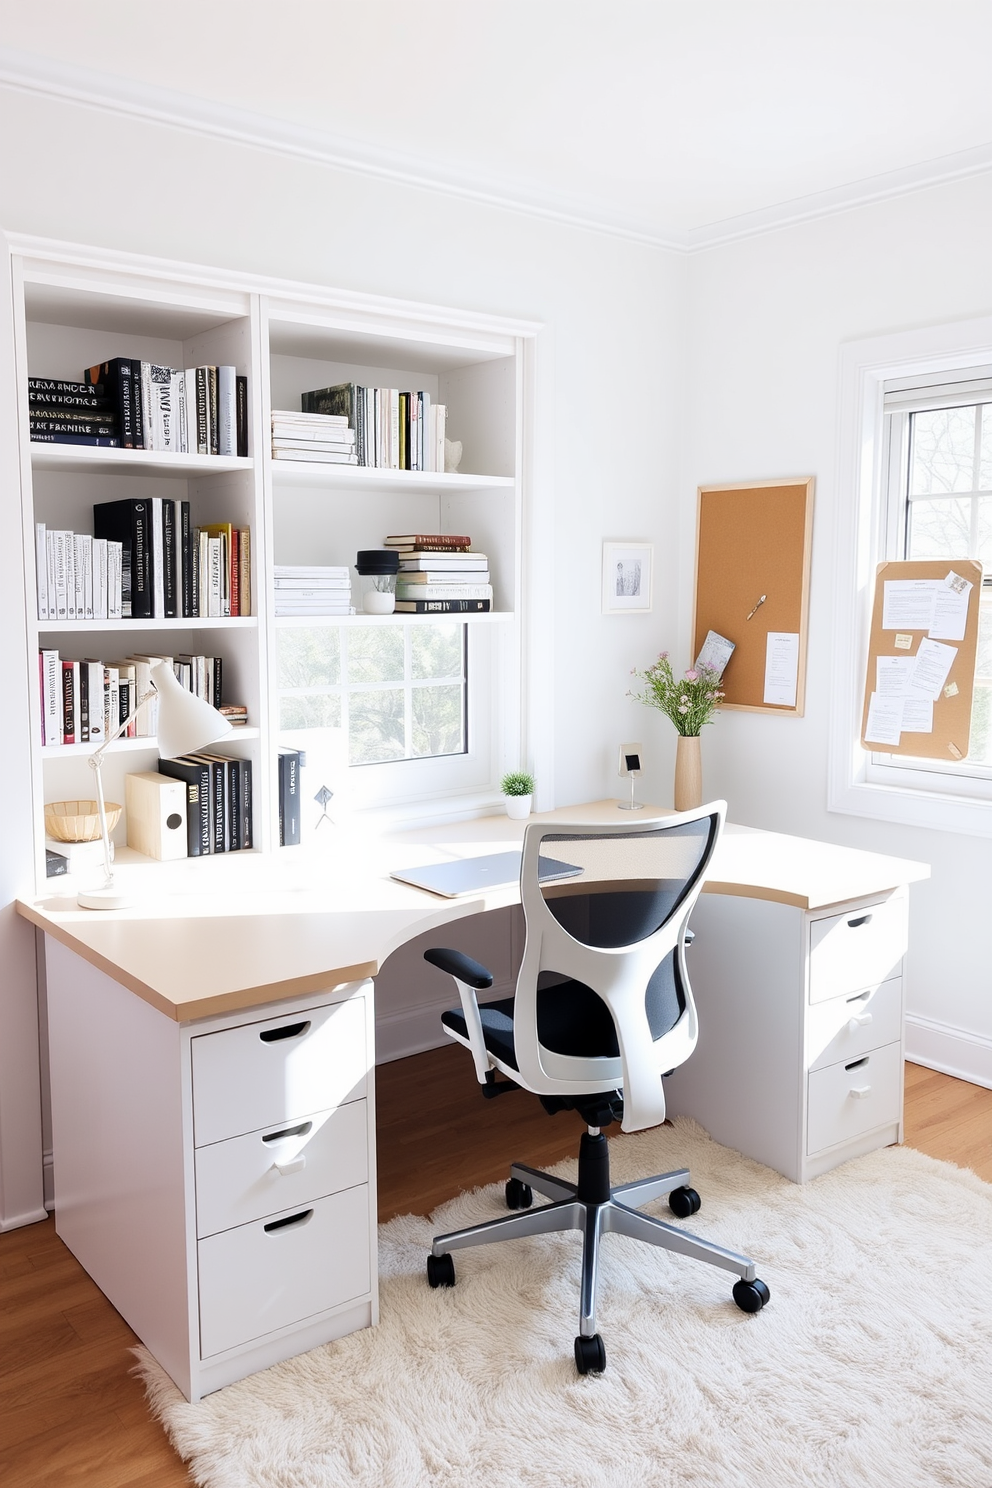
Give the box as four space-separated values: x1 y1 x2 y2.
135 1119 992 1488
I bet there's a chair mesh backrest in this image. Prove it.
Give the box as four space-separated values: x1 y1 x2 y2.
538 818 714 947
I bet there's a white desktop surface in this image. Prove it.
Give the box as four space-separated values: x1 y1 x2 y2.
17 801 930 1024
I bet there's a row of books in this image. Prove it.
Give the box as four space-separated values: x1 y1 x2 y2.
36 503 251 621
273 565 353 616
271 411 357 465
27 365 248 454
38 650 227 747
385 533 494 614
158 753 253 857
302 384 446 472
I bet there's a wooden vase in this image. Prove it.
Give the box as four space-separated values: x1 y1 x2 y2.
674 735 703 812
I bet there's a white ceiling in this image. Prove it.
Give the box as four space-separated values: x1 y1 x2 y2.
3 1 992 248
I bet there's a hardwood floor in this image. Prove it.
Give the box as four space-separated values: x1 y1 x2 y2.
2 1054 989 1486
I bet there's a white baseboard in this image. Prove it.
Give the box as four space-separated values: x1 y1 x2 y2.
905 1014 992 1090
0 1204 49 1232
374 981 514 1066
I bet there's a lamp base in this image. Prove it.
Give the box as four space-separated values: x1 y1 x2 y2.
77 884 134 910
617 801 643 811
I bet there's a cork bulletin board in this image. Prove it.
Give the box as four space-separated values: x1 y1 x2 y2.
860 559 983 761
692 478 814 714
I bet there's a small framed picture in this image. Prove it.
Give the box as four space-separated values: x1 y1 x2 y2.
602 542 653 613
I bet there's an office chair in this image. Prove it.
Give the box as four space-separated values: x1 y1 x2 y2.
422 804 769 1375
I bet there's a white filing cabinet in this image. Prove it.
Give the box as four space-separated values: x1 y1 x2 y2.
664 888 909 1183
44 937 378 1401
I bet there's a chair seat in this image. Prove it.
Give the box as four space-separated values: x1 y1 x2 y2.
441 978 621 1070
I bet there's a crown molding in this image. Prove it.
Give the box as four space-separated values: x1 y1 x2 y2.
3 46 992 255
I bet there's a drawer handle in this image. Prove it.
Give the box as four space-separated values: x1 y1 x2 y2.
845 1057 869 1070
846 914 873 929
262 1121 313 1144
259 1020 311 1044
847 1012 873 1032
263 1208 313 1234
849 1086 872 1100
273 1155 307 1176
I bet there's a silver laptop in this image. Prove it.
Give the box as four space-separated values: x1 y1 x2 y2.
389 850 583 898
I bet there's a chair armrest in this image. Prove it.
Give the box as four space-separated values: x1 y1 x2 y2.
423 947 494 989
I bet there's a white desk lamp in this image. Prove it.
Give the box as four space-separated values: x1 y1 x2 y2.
78 660 233 910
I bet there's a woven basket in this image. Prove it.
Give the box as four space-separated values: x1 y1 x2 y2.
45 799 123 844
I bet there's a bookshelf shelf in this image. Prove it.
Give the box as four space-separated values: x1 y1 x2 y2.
268 462 513 495
272 611 512 628
30 445 254 478
36 617 259 634
41 728 260 758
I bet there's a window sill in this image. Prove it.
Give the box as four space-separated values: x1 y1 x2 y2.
828 774 992 838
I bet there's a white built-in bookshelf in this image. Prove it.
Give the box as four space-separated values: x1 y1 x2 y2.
9 238 536 893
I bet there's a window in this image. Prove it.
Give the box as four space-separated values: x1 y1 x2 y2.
274 620 497 815
831 319 992 837
876 381 992 789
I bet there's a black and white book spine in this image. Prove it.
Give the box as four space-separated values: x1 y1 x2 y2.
63 533 77 620
130 360 144 450
140 362 154 449
36 523 49 619
83 660 105 743
31 390 110 411
240 757 253 850
46 532 57 622
175 368 188 454
236 374 248 457
162 499 177 618
394 598 492 613
150 365 178 451
72 533 86 621
196 530 208 617
92 538 108 620
195 368 209 455
180 501 192 617
52 530 69 621
104 666 119 742
40 649 61 746
217 366 236 455
183 368 196 455
30 407 117 429
207 366 219 454
207 536 222 617
79 534 94 619
33 378 102 398
278 749 301 846
107 541 122 620
151 498 165 618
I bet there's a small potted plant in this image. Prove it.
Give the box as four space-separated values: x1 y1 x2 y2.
500 769 535 820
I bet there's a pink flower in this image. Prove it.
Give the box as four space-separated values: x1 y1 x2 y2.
658 650 669 660
678 701 690 712
684 669 699 681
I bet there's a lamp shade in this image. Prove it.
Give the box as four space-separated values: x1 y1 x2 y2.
151 660 234 759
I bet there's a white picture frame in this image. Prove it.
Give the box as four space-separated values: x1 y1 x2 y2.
602 542 653 613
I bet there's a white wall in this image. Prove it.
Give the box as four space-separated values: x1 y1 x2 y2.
0 83 686 1220
684 173 992 1084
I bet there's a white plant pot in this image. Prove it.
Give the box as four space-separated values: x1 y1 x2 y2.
504 793 532 820
363 590 395 615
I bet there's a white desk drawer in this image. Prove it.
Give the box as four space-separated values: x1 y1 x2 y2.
808 897 907 1006
807 976 902 1074
806 1041 902 1155
192 996 368 1147
195 1099 369 1239
198 1184 371 1359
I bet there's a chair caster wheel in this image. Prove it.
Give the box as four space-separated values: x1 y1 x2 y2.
732 1277 770 1313
505 1177 533 1210
427 1252 456 1288
668 1185 701 1218
574 1333 606 1375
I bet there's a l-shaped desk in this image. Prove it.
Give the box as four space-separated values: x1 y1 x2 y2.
17 801 929 1400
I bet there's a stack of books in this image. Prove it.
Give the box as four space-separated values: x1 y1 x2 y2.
273 565 353 616
29 378 120 447
386 533 493 613
37 650 232 747
28 359 249 453
271 411 357 464
302 384 446 471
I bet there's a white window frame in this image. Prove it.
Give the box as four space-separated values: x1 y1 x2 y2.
830 315 992 838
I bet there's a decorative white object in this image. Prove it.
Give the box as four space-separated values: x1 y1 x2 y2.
504 793 532 820
77 661 233 910
444 437 463 473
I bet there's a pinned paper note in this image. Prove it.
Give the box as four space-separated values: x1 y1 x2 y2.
944 681 959 698
894 633 913 650
909 638 957 700
865 693 903 746
763 632 799 707
882 580 937 630
929 571 972 642
876 656 915 696
900 696 934 734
